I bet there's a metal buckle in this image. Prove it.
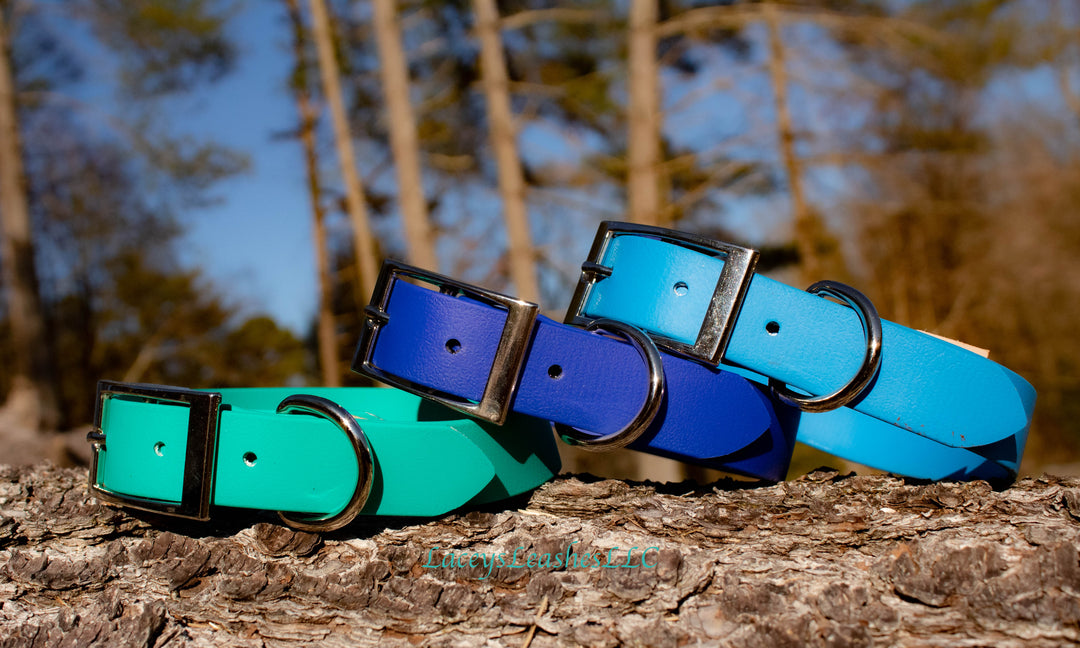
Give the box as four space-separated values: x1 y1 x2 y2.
352 260 539 424
768 280 883 413
565 221 760 366
87 380 221 521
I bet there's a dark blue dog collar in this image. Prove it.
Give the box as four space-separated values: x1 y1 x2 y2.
352 261 796 481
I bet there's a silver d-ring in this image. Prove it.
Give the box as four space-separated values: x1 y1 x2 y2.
275 394 374 532
768 280 883 413
554 319 666 452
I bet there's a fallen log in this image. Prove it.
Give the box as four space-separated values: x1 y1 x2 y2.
1 464 1078 647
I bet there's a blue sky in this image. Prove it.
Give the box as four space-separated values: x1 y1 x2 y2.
168 4 789 337
173 3 320 335
145 2 1068 340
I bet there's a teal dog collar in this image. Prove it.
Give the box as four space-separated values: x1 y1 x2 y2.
87 381 560 530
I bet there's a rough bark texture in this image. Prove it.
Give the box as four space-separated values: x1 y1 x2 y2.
1 464 1079 647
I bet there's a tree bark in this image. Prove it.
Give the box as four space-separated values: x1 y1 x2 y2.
473 0 541 304
3 464 1079 647
627 0 662 227
285 0 339 387
306 0 379 303
0 7 59 431
371 0 438 271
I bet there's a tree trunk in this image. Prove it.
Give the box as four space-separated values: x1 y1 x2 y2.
286 0 339 387
627 0 662 227
763 3 820 283
626 0 684 483
1053 0 1080 123
371 0 438 271
3 464 1080 646
0 8 59 431
472 0 541 304
306 0 379 303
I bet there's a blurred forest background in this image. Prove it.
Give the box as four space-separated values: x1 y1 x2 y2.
0 0 1078 480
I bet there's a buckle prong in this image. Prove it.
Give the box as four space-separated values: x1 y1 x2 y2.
580 261 612 280
363 305 389 324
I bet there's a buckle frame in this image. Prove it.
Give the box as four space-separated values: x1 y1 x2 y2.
565 221 760 366
87 380 221 521
352 260 539 424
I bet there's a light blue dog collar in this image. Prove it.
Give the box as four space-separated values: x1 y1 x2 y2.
566 221 1036 483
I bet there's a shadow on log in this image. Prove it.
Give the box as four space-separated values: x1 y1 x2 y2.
1 464 1079 647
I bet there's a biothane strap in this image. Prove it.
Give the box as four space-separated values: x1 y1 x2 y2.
567 222 1036 482
351 263 797 482
88 383 560 528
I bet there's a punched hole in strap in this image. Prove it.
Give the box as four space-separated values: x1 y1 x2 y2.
766 321 780 335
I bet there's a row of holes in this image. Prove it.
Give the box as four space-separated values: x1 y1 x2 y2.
149 333 781 466
447 338 564 378
441 278 781 358
150 337 788 469
444 319 782 363
670 280 782 334
153 443 259 467
443 323 781 380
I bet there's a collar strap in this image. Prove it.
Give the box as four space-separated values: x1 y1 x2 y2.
87 381 560 530
565 221 1036 482
352 261 796 482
